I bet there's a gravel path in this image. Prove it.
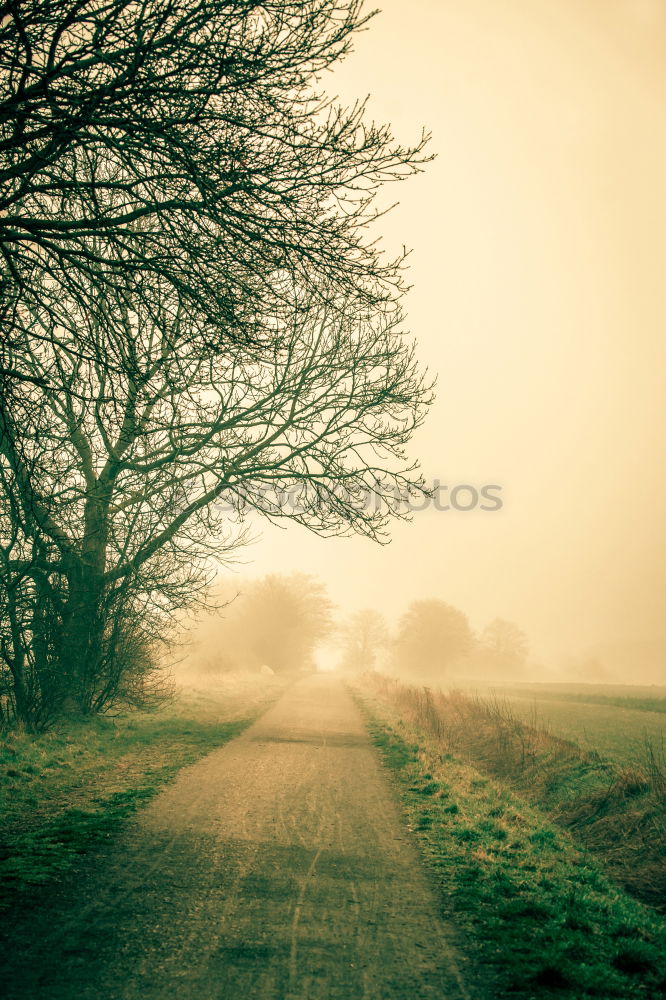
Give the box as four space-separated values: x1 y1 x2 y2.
2 675 474 999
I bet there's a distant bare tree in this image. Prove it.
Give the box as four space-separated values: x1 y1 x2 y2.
393 599 472 680
339 608 389 672
479 618 529 677
0 0 428 370
0 277 432 722
198 573 334 674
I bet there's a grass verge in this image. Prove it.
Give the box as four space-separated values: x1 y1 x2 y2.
0 673 288 910
361 674 666 911
354 686 666 1000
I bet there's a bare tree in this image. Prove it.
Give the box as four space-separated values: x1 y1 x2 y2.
192 573 334 674
479 618 529 678
0 276 432 722
0 0 434 725
338 608 388 672
0 0 428 368
393 599 473 681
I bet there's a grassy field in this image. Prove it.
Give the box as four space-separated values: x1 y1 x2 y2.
359 674 666 907
472 683 666 767
354 681 666 1000
490 683 666 714
0 673 288 910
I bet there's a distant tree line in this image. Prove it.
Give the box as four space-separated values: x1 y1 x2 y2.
184 579 529 683
337 600 529 681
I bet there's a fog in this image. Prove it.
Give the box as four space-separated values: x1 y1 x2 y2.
197 0 666 685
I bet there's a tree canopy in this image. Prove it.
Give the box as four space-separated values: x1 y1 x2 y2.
0 0 428 366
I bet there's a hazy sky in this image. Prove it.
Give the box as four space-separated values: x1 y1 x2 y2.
233 0 666 671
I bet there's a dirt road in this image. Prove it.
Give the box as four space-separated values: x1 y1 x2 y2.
3 675 473 999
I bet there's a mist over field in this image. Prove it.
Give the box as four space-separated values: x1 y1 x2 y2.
176 566 666 687
203 0 666 689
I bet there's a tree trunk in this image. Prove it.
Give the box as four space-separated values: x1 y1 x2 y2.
58 567 106 714
57 487 113 713
4 580 33 727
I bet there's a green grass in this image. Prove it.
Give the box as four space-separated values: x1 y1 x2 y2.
357 692 666 1000
361 675 666 911
488 684 666 715
0 674 287 909
484 692 665 767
